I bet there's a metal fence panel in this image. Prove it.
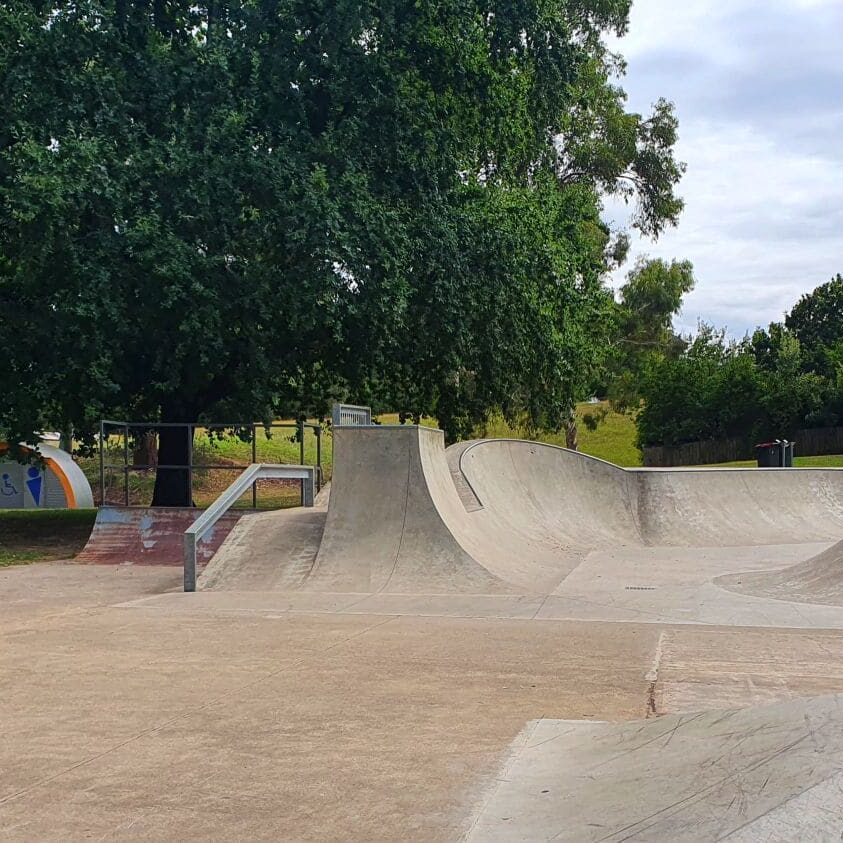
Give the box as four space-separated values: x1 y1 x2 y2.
98 420 324 507
331 404 372 427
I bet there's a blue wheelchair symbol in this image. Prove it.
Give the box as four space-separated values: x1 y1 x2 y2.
1 473 18 496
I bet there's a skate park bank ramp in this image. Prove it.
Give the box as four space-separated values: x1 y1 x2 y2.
466 693 843 842
198 424 843 625
76 506 243 566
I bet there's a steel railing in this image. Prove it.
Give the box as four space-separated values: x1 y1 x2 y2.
98 419 323 507
331 403 372 427
183 463 316 591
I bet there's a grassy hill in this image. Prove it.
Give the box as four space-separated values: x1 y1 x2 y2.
475 403 642 467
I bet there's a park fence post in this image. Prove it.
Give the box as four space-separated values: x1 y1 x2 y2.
99 420 106 506
298 419 305 505
251 423 258 508
316 426 322 491
123 423 129 506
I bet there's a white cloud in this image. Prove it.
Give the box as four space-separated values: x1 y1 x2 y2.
607 0 843 337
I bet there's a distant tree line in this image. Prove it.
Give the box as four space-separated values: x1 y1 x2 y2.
636 275 843 449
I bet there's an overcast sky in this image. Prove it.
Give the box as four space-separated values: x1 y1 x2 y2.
606 0 843 338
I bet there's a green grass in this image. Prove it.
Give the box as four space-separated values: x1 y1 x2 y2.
576 405 642 466
479 402 642 467
198 422 328 470
0 549 44 567
77 422 332 508
374 413 439 429
0 508 97 565
192 422 330 508
706 454 843 468
375 405 642 466
0 508 97 529
790 455 843 467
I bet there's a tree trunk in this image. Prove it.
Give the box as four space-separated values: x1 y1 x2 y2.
565 407 579 451
151 425 193 506
59 425 73 454
133 431 158 468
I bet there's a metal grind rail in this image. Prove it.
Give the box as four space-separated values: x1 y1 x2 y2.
183 463 316 591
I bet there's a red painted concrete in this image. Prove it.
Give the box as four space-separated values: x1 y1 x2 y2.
75 507 244 566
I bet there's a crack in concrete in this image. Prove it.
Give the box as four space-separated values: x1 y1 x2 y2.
645 630 667 717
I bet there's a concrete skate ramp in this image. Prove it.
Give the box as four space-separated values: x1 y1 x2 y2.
204 425 843 595
76 506 243 566
466 694 843 841
718 538 843 606
306 426 514 593
459 438 843 547
198 507 327 590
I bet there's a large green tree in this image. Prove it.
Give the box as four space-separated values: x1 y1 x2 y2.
785 274 843 378
1 0 684 503
607 256 695 411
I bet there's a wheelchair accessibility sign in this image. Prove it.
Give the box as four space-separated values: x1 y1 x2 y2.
0 464 44 508
1 471 21 505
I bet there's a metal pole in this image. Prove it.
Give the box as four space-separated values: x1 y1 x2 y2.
184 533 196 592
299 419 305 506
251 423 257 508
187 424 193 507
123 423 129 506
315 426 322 492
99 420 106 506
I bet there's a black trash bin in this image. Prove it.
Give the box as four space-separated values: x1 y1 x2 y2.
756 441 780 467
755 440 794 467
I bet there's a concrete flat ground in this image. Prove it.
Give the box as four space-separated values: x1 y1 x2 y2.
7 428 843 838
5 563 843 841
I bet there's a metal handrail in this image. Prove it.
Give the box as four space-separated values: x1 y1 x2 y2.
101 419 321 430
183 463 316 591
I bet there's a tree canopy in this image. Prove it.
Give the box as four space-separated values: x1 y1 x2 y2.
785 274 843 378
1 0 685 502
605 256 695 410
637 282 843 451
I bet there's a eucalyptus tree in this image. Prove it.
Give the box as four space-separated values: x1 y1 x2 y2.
606 256 696 412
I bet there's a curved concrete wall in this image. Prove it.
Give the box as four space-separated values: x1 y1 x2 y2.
318 428 843 594
0 442 94 509
459 439 843 547
309 427 514 593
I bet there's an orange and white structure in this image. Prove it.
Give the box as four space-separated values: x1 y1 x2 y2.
0 442 94 509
